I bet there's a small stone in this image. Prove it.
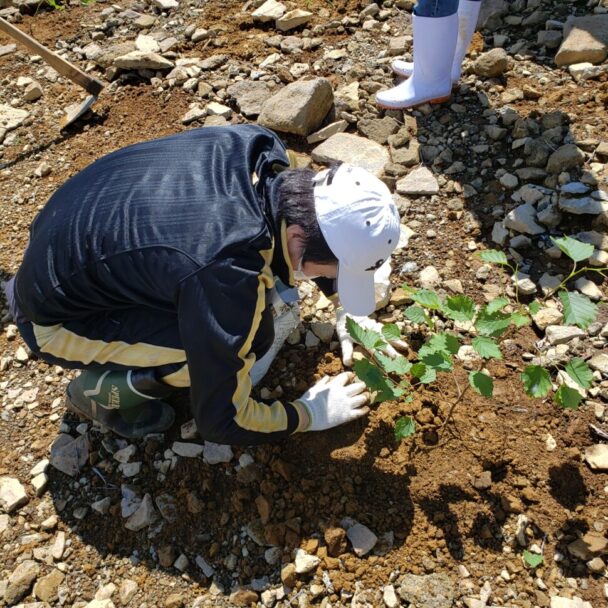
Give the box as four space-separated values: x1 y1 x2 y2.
346 522 378 557
574 277 602 301
135 34 160 53
113 444 137 463
532 307 563 331
474 48 509 77
306 120 348 144
587 557 605 573
546 434 557 452
171 441 204 458
500 173 519 189
180 419 198 440
206 102 232 119
31 472 48 497
23 81 43 102
50 433 89 477
229 589 259 606
0 476 29 512
180 106 206 125
589 354 608 375
504 203 545 235
95 582 116 601
195 555 215 578
294 548 320 574
114 51 173 70
281 563 297 587
419 266 440 289
555 14 608 66
550 597 593 608
151 0 178 9
91 497 111 515
383 584 400 608
173 554 189 571
203 441 233 464
119 580 138 605
396 167 439 196
545 325 585 345
513 272 537 296
311 322 334 343
472 471 492 490
33 569 65 602
584 444 608 470
252 0 286 23
226 81 272 118
125 493 157 531
547 144 585 174
4 560 40 605
276 9 312 32
51 531 66 560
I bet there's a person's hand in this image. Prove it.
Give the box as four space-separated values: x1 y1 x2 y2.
335 307 409 367
295 372 369 432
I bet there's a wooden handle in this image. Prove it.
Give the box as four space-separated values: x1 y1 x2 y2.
0 17 103 96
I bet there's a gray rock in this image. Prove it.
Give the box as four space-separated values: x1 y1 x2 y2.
195 555 215 578
396 167 439 196
311 322 334 343
357 117 400 145
311 133 390 178
276 9 312 32
474 48 509 77
419 266 441 289
155 493 177 522
555 15 608 66
545 325 585 345
546 144 585 174
532 307 563 331
181 106 206 125
559 196 607 215
114 51 173 70
307 120 348 144
172 441 204 458
0 476 28 513
398 573 455 608
346 523 378 557
477 0 509 30
584 445 608 471
294 548 321 573
23 81 43 102
589 353 608 375
575 277 602 301
203 441 233 465
258 78 333 136
199 54 229 70
151 0 178 9
550 597 593 608
569 62 608 82
4 560 40 605
125 493 157 531
0 43 16 57
33 569 65 603
504 203 544 235
252 0 286 22
227 81 272 118
0 103 29 143
119 580 138 605
50 433 89 477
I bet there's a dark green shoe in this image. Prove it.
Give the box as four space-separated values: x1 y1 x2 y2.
65 369 175 439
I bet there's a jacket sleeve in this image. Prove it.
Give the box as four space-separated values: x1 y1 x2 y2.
176 246 304 445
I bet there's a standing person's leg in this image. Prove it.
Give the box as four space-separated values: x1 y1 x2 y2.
375 0 459 109
392 0 483 83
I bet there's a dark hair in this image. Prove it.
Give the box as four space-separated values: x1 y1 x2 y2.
277 166 340 265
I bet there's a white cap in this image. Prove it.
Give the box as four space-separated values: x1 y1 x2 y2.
313 164 400 316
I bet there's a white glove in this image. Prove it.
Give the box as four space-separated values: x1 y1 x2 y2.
295 372 369 432
335 307 409 367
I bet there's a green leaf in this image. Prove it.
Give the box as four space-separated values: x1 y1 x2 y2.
486 297 509 315
551 235 594 263
475 309 512 338
554 385 583 410
346 316 385 351
528 300 541 316
411 289 443 310
521 365 552 398
427 333 460 356
420 349 453 372
382 323 401 343
375 352 412 376
405 305 428 325
394 416 416 441
468 371 494 397
479 249 509 265
443 295 476 321
400 283 418 295
523 550 544 569
559 290 598 330
411 362 437 384
510 311 531 328
472 336 502 360
353 359 397 403
564 358 593 390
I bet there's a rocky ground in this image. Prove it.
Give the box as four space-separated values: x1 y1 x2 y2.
1 0 608 607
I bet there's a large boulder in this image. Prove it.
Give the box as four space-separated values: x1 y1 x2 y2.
257 78 333 136
226 81 272 118
555 15 608 66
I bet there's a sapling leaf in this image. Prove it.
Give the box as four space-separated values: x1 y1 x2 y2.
486 296 509 315
469 371 494 397
427 333 460 356
346 316 385 351
353 359 397 403
479 249 509 265
521 365 552 398
553 385 583 410
411 289 443 310
375 352 412 376
472 336 502 360
443 295 476 321
394 416 416 441
382 323 401 343
405 305 428 325
528 300 541 316
420 349 453 372
510 311 531 328
551 235 594 263
564 358 593 390
475 309 512 337
400 283 418 295
559 290 598 330
523 550 544 569
411 362 437 384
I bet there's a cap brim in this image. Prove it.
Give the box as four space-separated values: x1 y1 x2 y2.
337 266 376 317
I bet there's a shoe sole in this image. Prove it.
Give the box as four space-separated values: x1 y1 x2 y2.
376 94 452 110
391 68 459 89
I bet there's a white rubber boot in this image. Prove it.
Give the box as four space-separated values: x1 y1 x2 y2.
391 0 482 84
376 13 458 110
